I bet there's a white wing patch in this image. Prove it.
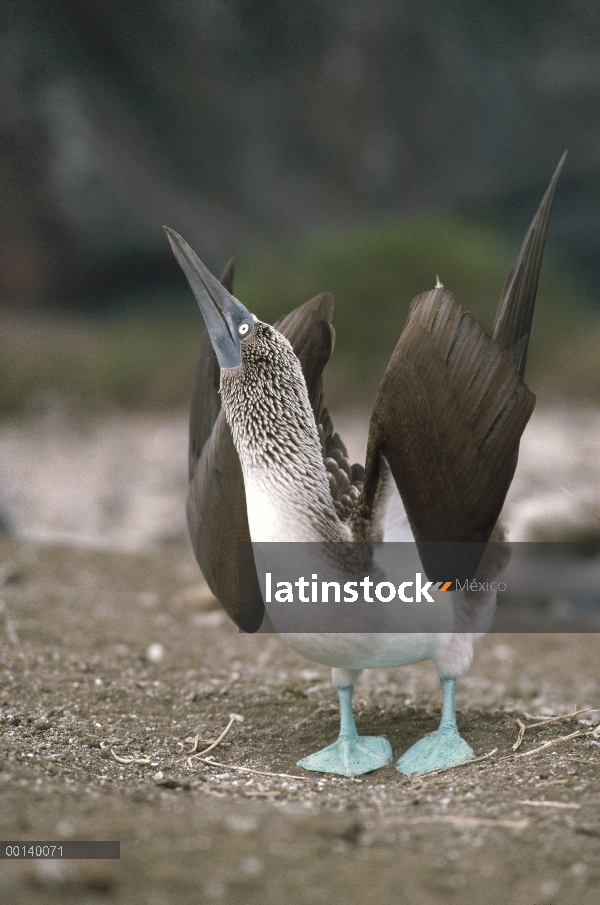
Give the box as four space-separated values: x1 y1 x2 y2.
370 457 415 542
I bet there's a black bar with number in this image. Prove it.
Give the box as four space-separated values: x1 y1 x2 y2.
0 842 120 859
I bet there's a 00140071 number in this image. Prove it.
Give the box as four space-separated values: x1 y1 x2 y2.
5 844 63 858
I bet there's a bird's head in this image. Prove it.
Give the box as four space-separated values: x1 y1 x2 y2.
165 227 255 370
165 227 313 460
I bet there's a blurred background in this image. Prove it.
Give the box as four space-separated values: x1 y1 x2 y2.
2 0 600 550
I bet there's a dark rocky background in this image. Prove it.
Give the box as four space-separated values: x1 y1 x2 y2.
1 0 599 313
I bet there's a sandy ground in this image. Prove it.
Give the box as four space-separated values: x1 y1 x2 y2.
0 536 599 905
0 406 599 904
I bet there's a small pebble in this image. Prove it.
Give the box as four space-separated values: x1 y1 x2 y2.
146 643 164 664
34 718 52 730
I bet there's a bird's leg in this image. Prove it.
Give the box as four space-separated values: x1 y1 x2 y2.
396 677 474 775
297 669 392 777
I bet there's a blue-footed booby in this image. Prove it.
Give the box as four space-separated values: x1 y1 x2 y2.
165 153 565 777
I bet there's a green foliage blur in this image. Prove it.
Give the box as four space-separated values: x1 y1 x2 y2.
1 217 596 416
237 216 596 409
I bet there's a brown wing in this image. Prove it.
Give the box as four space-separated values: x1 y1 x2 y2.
493 151 566 376
362 155 565 554
188 291 340 629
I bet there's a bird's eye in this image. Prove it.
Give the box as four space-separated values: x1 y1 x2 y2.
238 323 250 336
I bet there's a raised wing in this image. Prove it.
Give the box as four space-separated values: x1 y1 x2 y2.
493 151 566 376
362 155 565 559
188 289 342 628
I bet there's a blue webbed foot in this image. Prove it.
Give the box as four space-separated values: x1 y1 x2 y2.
396 677 475 776
396 726 473 775
298 735 392 777
298 683 392 776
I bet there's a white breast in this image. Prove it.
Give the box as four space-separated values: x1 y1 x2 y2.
244 471 352 543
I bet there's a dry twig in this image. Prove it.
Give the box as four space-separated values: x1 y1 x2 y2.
521 707 589 724
501 722 600 763
513 707 590 751
109 749 152 765
517 799 580 809
512 729 583 759
195 757 311 781
184 736 213 754
186 713 244 766
513 707 590 752
513 719 526 751
523 707 589 729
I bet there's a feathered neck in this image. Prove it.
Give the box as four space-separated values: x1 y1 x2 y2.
220 321 351 542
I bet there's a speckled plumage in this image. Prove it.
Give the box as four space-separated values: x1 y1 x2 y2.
166 153 566 776
221 320 352 544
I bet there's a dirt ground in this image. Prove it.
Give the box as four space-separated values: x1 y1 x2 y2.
0 535 598 905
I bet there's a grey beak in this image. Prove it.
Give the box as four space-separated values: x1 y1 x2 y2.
164 227 254 369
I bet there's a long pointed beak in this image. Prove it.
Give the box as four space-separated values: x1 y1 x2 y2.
164 227 254 369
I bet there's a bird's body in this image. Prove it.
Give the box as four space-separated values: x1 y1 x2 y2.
219 317 484 679
166 153 565 776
